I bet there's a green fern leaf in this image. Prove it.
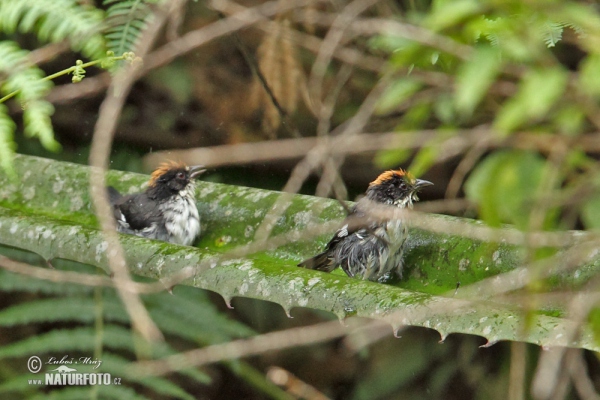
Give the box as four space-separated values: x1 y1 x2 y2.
540 21 564 48
0 269 95 296
0 377 148 399
101 352 201 399
0 297 129 326
147 290 255 343
29 385 150 400
0 325 136 358
103 0 159 55
0 0 106 60
0 41 60 167
22 100 61 151
0 105 16 177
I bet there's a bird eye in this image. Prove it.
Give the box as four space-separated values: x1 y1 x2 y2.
399 182 407 190
176 172 185 179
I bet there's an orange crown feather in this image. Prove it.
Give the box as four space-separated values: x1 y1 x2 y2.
369 169 415 187
148 161 188 187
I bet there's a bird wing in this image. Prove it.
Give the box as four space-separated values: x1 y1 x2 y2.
299 207 371 271
324 205 371 250
113 193 162 231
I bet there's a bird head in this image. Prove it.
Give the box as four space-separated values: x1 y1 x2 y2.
366 169 433 208
148 161 206 195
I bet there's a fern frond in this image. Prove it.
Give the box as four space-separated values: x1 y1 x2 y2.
0 105 16 177
0 326 136 358
103 0 159 55
29 385 150 400
0 377 149 399
22 101 61 151
0 0 106 60
2 57 60 152
101 352 199 400
0 297 129 326
0 41 60 168
147 289 255 343
539 21 564 48
0 269 94 296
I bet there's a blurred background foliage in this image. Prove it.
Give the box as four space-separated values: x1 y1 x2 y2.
2 0 600 398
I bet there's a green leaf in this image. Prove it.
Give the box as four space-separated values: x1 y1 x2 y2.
553 3 600 34
455 46 501 116
408 144 439 177
29 385 149 400
368 35 412 53
587 308 600 347
581 194 600 230
0 297 128 326
103 0 157 55
0 155 599 352
23 101 61 152
433 93 455 123
426 0 482 31
374 148 411 169
397 101 432 130
100 352 200 399
578 53 600 98
0 105 16 177
375 78 422 115
494 68 568 134
0 41 61 155
539 21 563 48
553 105 584 136
0 326 137 358
465 150 547 228
0 0 106 60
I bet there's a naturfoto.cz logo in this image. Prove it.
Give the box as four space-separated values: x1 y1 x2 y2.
27 356 122 386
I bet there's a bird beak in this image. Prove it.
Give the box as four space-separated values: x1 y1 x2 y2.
414 179 433 189
189 165 206 179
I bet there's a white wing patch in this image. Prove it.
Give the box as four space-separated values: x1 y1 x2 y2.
337 224 349 238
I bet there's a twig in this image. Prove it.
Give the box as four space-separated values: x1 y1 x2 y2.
267 366 332 400
130 318 373 376
46 73 111 104
509 342 526 400
143 130 600 169
142 0 319 74
445 135 491 199
28 42 70 65
253 70 393 242
308 0 380 111
88 3 174 343
226 18 301 138
298 13 474 61
0 256 167 294
569 350 600 400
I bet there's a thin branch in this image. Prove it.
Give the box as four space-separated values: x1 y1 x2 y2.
267 366 332 400
308 0 380 111
226 18 301 138
297 13 474 61
28 42 70 65
88 3 174 343
0 256 168 294
569 350 600 400
130 318 377 377
445 135 491 199
143 130 600 169
141 0 320 75
509 342 527 400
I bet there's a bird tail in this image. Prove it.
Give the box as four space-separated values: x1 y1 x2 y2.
298 251 336 273
106 186 122 205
